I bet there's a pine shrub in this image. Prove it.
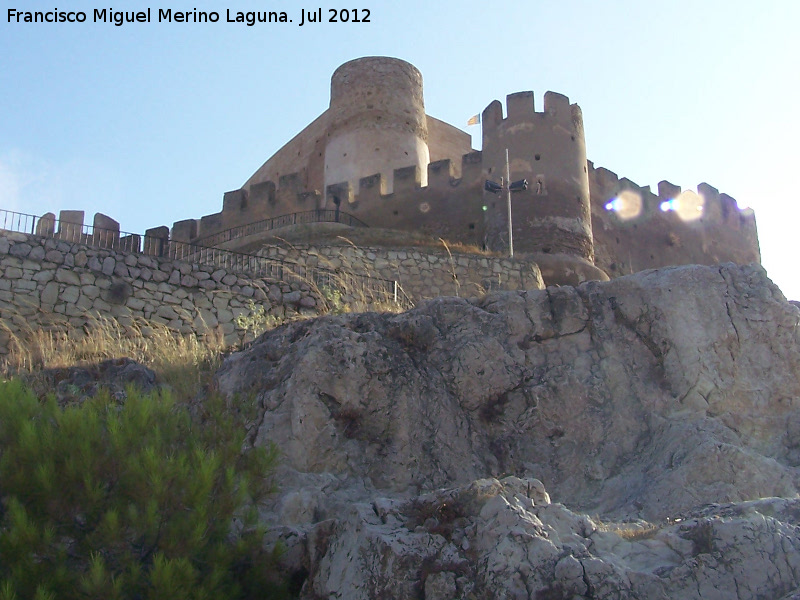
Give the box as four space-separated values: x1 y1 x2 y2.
0 379 288 599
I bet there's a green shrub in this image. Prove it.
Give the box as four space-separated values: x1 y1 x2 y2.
0 379 288 599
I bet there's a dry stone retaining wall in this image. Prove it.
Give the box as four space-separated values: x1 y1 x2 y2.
0 230 319 355
258 243 544 301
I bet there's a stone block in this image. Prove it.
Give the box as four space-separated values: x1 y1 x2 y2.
33 270 54 283
40 281 60 305
9 243 32 258
76 295 94 310
102 256 115 276
15 280 36 291
283 291 302 305
55 268 81 286
156 305 179 320
5 267 23 279
93 298 111 311
126 297 146 310
193 309 218 329
60 286 80 304
58 210 84 242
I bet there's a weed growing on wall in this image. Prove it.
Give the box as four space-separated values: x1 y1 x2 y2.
320 285 345 314
0 380 289 599
235 300 284 340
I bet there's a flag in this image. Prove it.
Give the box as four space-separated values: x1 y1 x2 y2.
467 114 480 126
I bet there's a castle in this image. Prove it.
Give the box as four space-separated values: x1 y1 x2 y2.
166 56 759 287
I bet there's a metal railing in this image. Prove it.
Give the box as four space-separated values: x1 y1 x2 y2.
0 208 412 309
191 209 368 248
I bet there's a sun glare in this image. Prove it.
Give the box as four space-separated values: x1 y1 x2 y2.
604 190 642 220
660 190 704 221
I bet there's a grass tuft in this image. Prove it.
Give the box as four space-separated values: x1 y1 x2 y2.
1 313 226 401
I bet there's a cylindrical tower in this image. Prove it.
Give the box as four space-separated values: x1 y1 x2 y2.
482 91 606 285
324 57 430 196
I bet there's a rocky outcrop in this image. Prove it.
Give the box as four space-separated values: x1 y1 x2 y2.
25 357 158 405
297 477 800 599
216 263 800 598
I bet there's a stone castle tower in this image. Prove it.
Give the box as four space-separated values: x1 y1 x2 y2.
480 90 604 282
325 57 430 194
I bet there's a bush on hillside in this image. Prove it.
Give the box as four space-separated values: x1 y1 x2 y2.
0 379 288 600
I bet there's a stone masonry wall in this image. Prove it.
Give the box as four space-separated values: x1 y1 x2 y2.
257 243 544 302
0 230 320 356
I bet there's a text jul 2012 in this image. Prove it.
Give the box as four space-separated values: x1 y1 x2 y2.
6 7 372 26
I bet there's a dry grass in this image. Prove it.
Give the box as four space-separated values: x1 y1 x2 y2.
1 313 226 400
596 519 661 541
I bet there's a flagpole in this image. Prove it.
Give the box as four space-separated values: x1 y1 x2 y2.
505 148 513 258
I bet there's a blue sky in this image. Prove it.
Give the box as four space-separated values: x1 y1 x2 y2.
2 1 799 298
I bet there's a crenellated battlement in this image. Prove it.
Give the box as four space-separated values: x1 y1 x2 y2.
481 90 582 134
587 161 757 233
323 151 483 206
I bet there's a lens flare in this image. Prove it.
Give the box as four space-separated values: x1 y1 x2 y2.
604 190 642 220
669 190 704 221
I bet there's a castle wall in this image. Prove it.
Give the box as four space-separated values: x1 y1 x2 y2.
0 229 323 356
324 153 486 246
243 110 329 195
257 241 544 302
426 115 473 174
587 163 760 276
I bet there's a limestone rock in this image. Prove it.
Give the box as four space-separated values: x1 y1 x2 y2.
26 357 158 405
214 263 800 598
